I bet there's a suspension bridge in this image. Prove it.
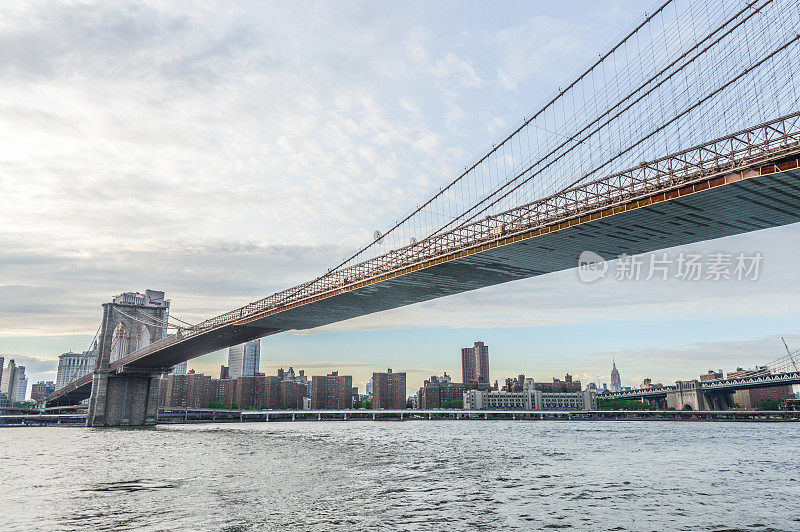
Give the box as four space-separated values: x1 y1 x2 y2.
600 348 800 409
46 0 800 425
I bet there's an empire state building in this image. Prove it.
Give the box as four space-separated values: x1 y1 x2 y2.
610 360 622 392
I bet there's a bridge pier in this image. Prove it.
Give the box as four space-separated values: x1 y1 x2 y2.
86 301 166 427
706 391 734 411
87 372 161 427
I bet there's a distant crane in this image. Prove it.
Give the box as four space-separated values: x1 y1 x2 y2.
779 337 800 372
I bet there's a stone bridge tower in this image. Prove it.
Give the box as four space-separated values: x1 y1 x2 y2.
87 290 171 427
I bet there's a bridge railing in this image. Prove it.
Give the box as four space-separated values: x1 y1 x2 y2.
137 112 800 346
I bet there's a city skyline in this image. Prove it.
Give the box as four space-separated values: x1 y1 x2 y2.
7 334 797 401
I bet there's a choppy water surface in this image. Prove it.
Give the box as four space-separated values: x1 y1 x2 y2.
2 420 799 531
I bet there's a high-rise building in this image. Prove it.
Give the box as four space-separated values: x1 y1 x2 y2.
232 374 282 409
310 372 353 409
278 366 311 398
209 377 235 406
372 368 407 409
280 380 306 409
1 359 27 402
55 345 98 389
461 341 490 384
610 360 622 392
163 370 212 408
228 340 260 379
0 356 4 390
170 361 187 375
15 369 28 402
31 381 56 401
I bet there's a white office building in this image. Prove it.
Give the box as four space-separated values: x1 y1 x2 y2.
464 389 597 411
170 361 187 375
55 347 98 389
227 340 260 379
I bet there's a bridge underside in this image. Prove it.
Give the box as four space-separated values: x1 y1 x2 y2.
241 167 800 331
48 165 800 407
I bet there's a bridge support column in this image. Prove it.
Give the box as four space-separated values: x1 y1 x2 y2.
86 302 164 427
87 372 161 427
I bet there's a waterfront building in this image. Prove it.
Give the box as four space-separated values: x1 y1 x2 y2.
209 378 235 406
55 346 98 389
30 381 56 401
372 368 407 409
280 380 307 409
0 392 9 408
461 341 490 384
163 370 212 408
227 340 260 379
727 367 794 409
610 361 622 392
0 356 4 389
365 378 373 396
234 374 281 409
310 372 353 409
464 389 597 411
417 375 489 408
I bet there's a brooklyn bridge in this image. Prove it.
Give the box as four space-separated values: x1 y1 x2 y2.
47 0 800 425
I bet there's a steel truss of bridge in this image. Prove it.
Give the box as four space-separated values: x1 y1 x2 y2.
47 113 800 408
602 370 800 400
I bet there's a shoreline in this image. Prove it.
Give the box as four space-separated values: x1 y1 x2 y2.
2 408 799 427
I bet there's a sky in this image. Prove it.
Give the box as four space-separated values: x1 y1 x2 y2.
1 0 798 397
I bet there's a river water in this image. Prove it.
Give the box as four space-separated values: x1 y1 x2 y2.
1 420 799 531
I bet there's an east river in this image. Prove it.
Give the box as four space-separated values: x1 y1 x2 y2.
2 420 799 531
